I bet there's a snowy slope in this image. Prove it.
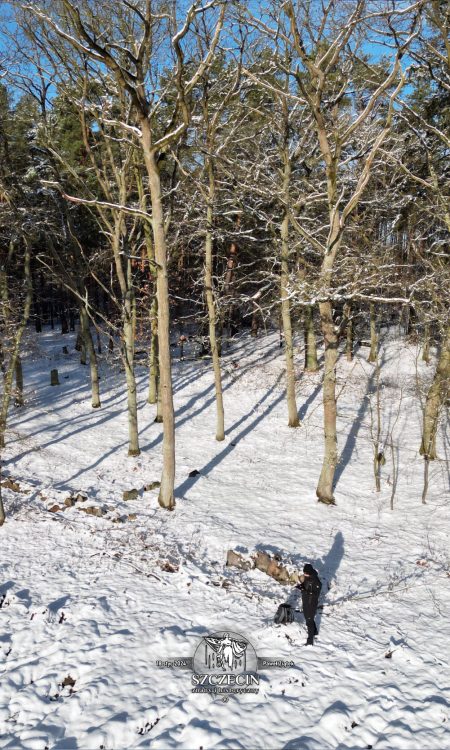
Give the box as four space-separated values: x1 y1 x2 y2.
1 329 449 750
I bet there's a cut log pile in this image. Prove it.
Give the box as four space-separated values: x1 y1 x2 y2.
226 549 300 585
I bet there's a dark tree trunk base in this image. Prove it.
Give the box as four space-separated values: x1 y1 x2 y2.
316 494 336 505
158 494 175 511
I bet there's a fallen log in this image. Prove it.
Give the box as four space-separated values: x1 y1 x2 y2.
226 549 300 585
226 549 253 571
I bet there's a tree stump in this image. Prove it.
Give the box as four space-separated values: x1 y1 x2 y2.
50 369 60 386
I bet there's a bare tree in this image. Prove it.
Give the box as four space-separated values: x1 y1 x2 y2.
246 0 420 503
22 0 226 508
192 39 244 441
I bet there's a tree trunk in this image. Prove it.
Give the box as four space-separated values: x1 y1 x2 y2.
205 160 225 441
420 327 449 460
80 326 87 365
251 303 259 337
148 296 158 404
124 287 140 456
372 356 383 492
221 239 238 350
316 300 338 504
61 307 69 335
142 133 175 509
0 485 4 527
314 153 342 505
343 302 353 362
0 240 32 450
403 300 411 336
14 356 24 407
0 340 5 375
390 440 398 510
304 305 319 371
79 306 101 408
135 161 159 409
422 324 430 364
155 368 163 423
368 304 378 362
421 456 430 505
34 299 42 333
280 157 299 427
111 216 140 457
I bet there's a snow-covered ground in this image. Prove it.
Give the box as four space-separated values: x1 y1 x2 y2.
1 328 449 750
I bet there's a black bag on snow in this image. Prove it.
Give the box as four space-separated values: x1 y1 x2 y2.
274 603 294 625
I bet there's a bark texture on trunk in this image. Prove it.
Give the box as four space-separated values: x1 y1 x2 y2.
422 324 430 364
421 456 430 505
219 239 238 349
0 488 4 527
304 305 319 371
343 302 353 362
280 159 299 427
0 340 5 375
14 356 24 406
205 161 225 441
142 133 175 509
251 303 259 337
80 337 87 365
136 161 160 408
148 297 158 405
61 310 69 335
420 327 449 460
372 357 383 492
79 306 101 408
123 288 139 456
112 217 140 456
368 304 378 362
315 198 341 504
155 368 163 423
316 300 338 504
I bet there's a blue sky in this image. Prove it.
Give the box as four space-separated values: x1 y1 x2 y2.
0 1 418 104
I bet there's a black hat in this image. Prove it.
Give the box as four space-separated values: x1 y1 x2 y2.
303 563 315 575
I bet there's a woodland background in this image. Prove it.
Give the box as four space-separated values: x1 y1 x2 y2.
0 0 448 519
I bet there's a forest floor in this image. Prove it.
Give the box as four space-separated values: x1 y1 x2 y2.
1 327 449 750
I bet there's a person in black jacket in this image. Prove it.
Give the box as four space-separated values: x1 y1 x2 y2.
298 563 322 645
